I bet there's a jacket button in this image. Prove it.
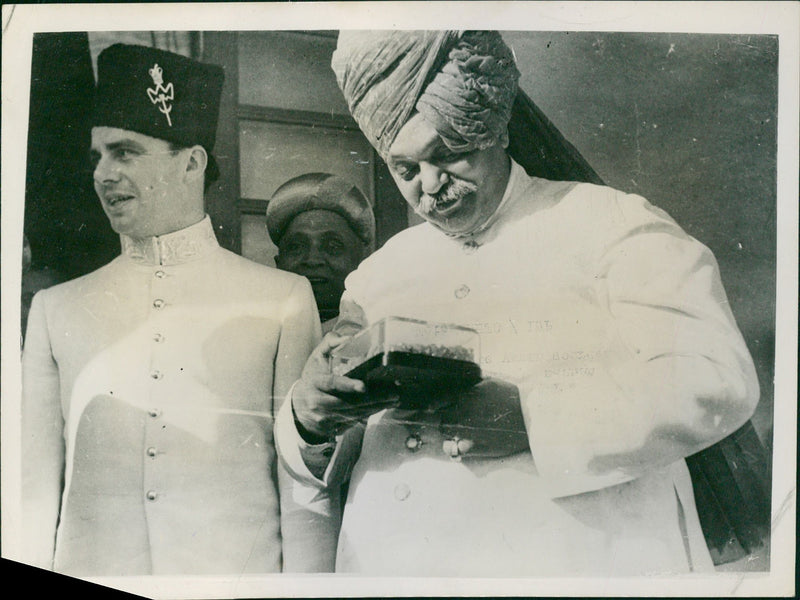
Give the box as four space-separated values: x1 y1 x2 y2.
153 299 165 309
146 490 158 501
405 433 422 452
154 270 166 279
454 284 470 299
394 483 411 501
148 409 161 418
150 370 163 380
146 447 158 458
153 333 164 343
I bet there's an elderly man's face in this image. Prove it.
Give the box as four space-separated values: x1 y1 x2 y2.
91 126 194 239
275 209 364 316
386 113 511 236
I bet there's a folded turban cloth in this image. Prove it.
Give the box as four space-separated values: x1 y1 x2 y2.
332 31 603 185
266 173 375 247
332 31 519 159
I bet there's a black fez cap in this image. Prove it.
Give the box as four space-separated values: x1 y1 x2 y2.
93 44 224 179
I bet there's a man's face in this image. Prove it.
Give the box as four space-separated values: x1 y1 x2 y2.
386 113 511 236
90 126 191 238
274 209 364 316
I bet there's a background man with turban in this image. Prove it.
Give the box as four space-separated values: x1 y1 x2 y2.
21 44 320 575
267 173 375 334
275 31 759 575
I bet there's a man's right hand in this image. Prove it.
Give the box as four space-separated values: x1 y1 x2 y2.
292 333 400 442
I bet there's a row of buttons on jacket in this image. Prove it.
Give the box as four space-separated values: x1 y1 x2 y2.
147 266 165 502
146 407 161 501
153 269 167 310
145 269 168 504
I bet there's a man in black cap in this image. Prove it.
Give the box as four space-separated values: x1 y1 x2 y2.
267 173 375 334
21 44 320 576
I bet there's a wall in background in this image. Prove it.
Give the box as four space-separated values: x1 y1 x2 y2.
238 31 349 114
234 31 407 265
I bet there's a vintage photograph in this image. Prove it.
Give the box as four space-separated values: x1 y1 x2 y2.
2 2 796 598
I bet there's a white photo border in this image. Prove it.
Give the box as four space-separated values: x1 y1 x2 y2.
2 2 797 598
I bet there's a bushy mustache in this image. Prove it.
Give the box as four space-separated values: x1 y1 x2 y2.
415 178 479 217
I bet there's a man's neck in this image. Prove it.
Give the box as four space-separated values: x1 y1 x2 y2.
138 212 206 241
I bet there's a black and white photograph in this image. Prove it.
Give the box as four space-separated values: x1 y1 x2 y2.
1 2 797 598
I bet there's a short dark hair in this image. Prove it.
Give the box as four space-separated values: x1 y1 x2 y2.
167 142 219 191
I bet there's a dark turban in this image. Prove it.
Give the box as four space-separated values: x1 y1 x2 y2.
332 31 519 159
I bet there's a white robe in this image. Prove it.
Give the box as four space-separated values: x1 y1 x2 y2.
276 161 759 576
22 216 321 576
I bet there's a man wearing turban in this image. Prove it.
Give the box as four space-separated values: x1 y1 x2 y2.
275 31 759 575
267 173 376 334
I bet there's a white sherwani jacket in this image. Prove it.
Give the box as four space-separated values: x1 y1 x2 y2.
22 216 321 576
276 161 759 576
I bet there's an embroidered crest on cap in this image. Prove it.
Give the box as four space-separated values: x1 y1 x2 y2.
147 64 175 127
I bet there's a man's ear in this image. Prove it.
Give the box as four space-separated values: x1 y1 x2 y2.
185 145 208 181
498 128 510 150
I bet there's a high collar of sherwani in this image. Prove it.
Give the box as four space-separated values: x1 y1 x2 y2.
120 215 219 266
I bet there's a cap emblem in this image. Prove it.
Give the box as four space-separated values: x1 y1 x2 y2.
146 64 175 127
